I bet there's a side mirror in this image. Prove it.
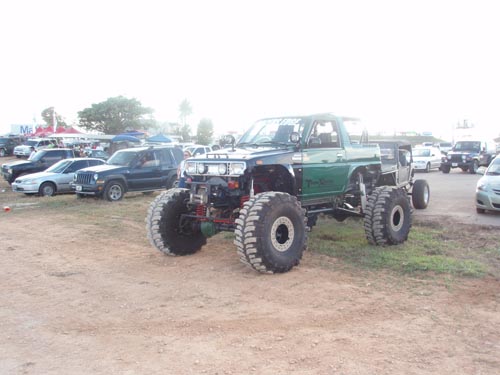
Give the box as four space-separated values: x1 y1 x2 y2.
289 132 300 143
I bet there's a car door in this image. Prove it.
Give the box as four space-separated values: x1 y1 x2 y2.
301 120 350 200
127 150 163 190
58 160 91 192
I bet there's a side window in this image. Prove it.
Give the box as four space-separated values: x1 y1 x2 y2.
308 121 339 148
88 160 102 167
66 160 87 173
159 149 173 165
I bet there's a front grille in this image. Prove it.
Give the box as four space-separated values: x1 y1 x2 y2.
75 172 94 185
493 188 500 196
493 203 500 209
449 155 464 163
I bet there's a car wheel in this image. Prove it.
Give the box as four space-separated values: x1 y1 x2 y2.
441 165 450 174
411 179 430 209
235 192 307 273
364 187 412 246
146 188 206 255
39 182 56 197
425 163 430 173
104 180 124 201
469 160 479 174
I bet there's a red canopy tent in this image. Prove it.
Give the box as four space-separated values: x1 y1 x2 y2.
56 126 82 134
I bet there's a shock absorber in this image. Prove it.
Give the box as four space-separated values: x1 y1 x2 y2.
196 204 207 217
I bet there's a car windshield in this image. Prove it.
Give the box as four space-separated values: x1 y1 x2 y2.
107 150 139 166
453 141 480 152
45 159 73 173
486 158 500 175
26 140 38 147
237 117 304 146
413 149 431 157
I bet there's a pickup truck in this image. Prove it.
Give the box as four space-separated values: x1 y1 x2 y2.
71 145 183 201
1 148 77 184
146 113 429 273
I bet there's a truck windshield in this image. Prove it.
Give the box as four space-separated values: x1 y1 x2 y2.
453 141 480 152
107 150 139 166
238 118 304 146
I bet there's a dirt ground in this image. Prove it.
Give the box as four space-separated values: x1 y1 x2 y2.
1 181 499 374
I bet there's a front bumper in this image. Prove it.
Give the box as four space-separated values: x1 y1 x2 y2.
12 182 40 194
441 161 472 169
70 182 102 196
476 190 500 212
14 150 30 157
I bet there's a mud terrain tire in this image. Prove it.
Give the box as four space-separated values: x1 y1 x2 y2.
364 186 412 246
234 192 307 273
146 188 206 256
411 179 430 209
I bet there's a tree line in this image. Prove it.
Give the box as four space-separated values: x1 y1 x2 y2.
40 96 214 145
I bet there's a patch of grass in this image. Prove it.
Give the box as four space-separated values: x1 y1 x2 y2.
309 217 488 278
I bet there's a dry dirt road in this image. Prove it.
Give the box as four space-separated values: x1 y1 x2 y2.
0 172 499 374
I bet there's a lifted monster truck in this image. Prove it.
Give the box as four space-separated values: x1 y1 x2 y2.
146 114 429 273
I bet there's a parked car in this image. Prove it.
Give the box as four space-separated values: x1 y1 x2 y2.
12 158 105 196
434 142 453 155
1 148 77 184
184 144 212 156
441 139 497 174
85 149 110 160
412 146 442 172
13 138 55 158
476 155 500 214
71 145 183 201
0 137 21 157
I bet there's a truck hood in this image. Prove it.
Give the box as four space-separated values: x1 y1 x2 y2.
2 160 36 169
447 151 478 157
79 164 130 174
195 146 293 160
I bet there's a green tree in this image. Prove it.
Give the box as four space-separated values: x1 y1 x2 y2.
178 98 192 127
41 107 67 128
196 118 214 145
78 96 154 134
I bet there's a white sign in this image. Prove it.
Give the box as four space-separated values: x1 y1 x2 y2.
10 124 35 135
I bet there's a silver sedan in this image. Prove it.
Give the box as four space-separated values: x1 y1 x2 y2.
12 158 105 196
476 155 500 213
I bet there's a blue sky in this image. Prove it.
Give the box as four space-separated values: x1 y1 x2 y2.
1 0 499 139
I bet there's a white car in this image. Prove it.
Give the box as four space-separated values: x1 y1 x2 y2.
12 158 105 196
476 155 500 214
412 146 442 172
13 138 54 158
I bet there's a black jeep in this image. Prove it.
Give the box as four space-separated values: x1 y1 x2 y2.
72 145 183 201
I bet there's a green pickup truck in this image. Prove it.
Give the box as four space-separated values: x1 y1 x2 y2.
146 113 429 273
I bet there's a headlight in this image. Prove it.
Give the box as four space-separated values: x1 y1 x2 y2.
218 163 227 175
8 168 12 173
230 163 245 175
447 155 451 160
197 163 207 174
477 182 488 192
93 173 99 181
186 162 197 174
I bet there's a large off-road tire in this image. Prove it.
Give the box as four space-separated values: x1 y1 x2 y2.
469 160 479 174
364 186 412 246
234 192 307 274
411 179 430 209
39 182 56 197
146 188 206 256
104 180 125 201
441 165 450 174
